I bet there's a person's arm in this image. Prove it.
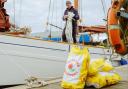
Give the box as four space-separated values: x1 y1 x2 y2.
73 9 79 20
63 10 68 21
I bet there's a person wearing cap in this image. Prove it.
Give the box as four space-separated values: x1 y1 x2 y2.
62 0 79 43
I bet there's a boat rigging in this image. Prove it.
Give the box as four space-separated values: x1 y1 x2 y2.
0 0 127 55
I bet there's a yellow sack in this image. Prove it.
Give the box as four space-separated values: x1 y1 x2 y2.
86 72 121 88
102 60 114 72
61 46 90 89
88 58 114 76
88 58 105 76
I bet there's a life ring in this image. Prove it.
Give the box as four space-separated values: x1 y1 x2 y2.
107 0 128 55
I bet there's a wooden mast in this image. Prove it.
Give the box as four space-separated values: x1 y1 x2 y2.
74 0 78 9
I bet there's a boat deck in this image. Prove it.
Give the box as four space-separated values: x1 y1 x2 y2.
5 65 128 89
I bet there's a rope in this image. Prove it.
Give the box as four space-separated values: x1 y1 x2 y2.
100 0 112 51
55 0 58 28
55 0 60 42
46 0 52 38
49 0 55 38
19 0 22 27
100 0 107 20
47 0 52 27
47 23 63 30
61 0 64 29
47 0 52 22
80 0 83 21
61 0 64 43
13 0 16 30
81 0 85 46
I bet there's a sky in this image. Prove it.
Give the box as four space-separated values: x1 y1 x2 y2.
5 0 111 33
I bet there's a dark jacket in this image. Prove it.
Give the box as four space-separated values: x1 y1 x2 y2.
63 6 79 29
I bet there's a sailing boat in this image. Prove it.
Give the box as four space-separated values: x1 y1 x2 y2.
0 0 124 86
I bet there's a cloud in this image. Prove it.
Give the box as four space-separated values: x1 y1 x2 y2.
5 0 111 33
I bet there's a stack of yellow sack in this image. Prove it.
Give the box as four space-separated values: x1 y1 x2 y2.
61 46 90 89
61 46 121 89
86 58 121 88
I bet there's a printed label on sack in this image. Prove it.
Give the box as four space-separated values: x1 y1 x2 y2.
63 54 84 83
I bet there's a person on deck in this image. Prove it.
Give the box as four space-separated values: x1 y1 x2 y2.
0 0 10 32
62 1 79 43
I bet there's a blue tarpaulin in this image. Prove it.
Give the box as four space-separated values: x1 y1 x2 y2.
120 58 128 65
43 37 61 42
79 34 91 43
43 34 92 43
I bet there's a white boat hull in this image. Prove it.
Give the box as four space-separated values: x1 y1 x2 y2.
0 35 70 86
0 35 113 86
